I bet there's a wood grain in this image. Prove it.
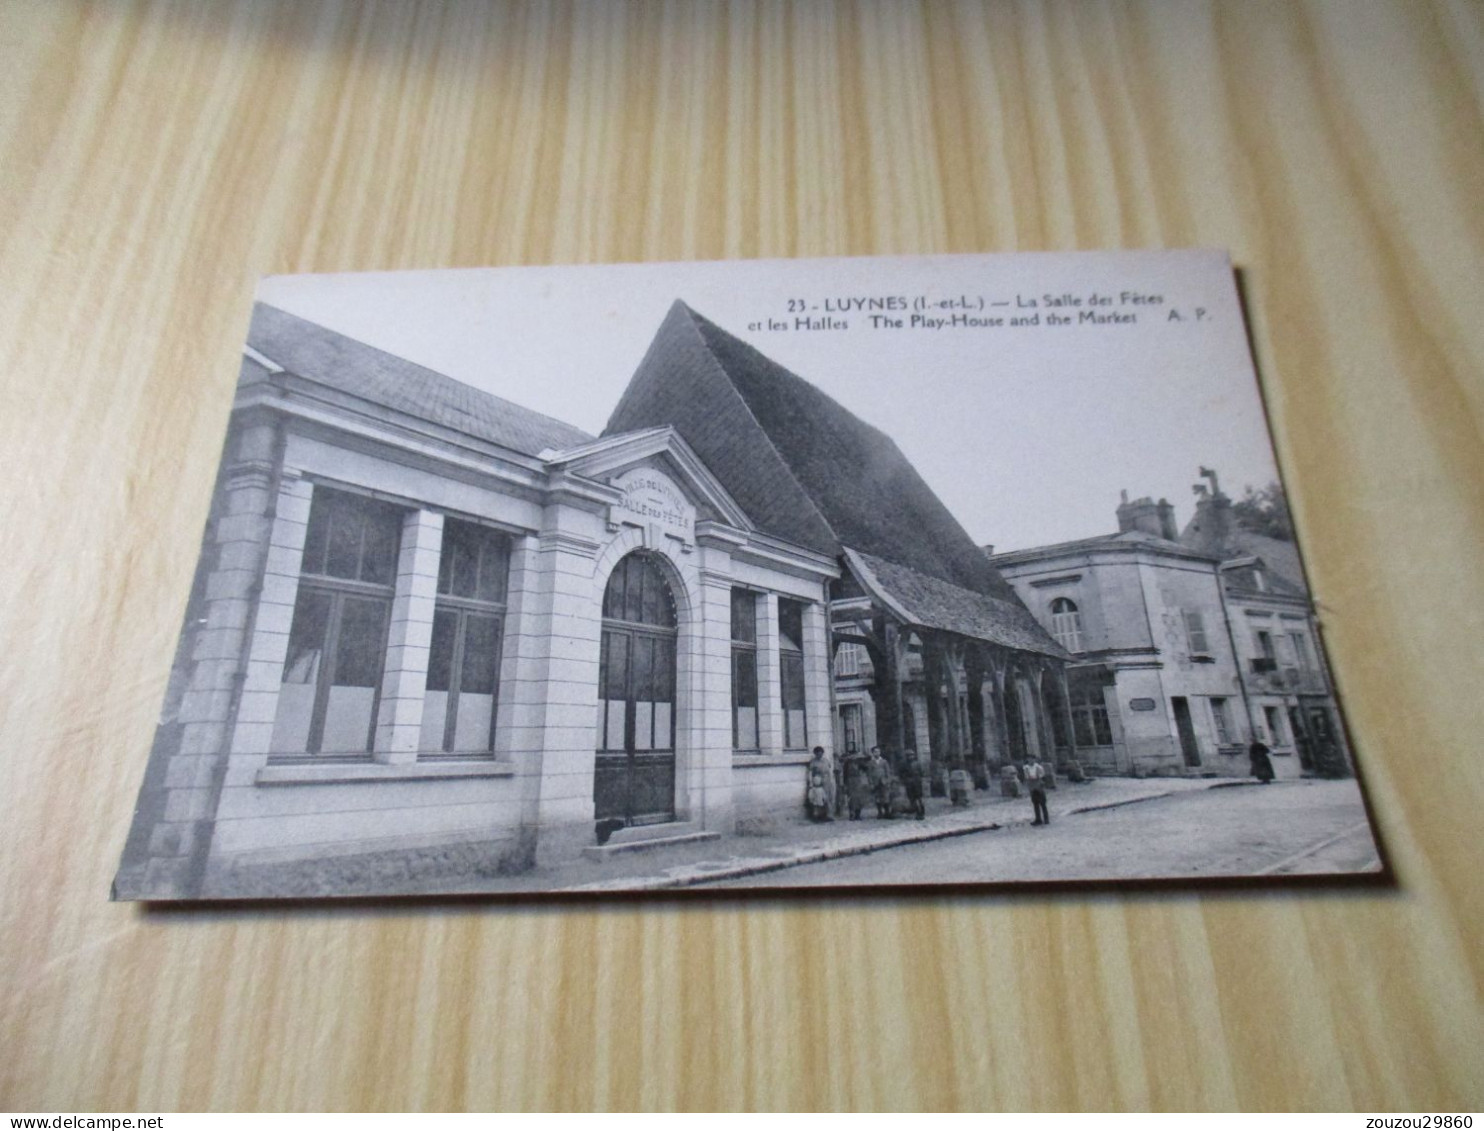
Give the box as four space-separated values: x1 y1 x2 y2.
2 0 1482 1111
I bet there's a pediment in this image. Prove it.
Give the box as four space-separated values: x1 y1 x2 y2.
541 427 754 532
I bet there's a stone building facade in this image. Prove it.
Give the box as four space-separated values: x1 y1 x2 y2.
116 300 1062 899
989 482 1349 779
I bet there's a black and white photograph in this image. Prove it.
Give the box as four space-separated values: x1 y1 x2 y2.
113 250 1384 901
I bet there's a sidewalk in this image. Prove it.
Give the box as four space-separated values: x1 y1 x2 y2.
449 774 1235 895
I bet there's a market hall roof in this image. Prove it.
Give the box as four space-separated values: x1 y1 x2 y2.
846 550 1068 659
246 303 596 459
604 301 1066 659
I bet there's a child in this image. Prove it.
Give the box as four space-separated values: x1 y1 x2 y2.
806 769 831 822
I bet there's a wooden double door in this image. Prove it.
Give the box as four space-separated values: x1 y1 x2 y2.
595 554 678 830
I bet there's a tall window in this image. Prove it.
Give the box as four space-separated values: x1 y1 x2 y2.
1254 630 1275 659
779 598 808 749
1263 705 1286 746
1290 631 1313 670
731 589 758 750
420 519 510 754
1050 597 1084 652
1209 697 1234 744
1069 680 1113 747
1184 610 1210 655
272 488 402 757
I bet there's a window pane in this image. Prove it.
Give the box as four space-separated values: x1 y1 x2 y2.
333 598 387 687
605 632 628 699
734 647 758 749
631 635 654 703
450 533 477 598
781 652 806 748
779 599 803 652
1094 709 1113 746
781 653 806 709
735 707 758 749
426 609 457 693
731 589 756 643
453 692 495 751
360 508 399 585
654 701 672 750
734 649 757 706
787 710 807 749
274 588 330 754
420 689 449 751
633 701 654 751
271 683 316 754
625 559 645 624
301 496 330 576
460 615 501 696
321 686 376 753
641 566 661 625
326 509 360 579
475 536 509 604
654 636 675 699
604 701 627 751
281 588 330 685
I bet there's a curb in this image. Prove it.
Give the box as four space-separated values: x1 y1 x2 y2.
559 780 1231 892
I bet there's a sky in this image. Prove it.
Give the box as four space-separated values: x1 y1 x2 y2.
256 250 1282 552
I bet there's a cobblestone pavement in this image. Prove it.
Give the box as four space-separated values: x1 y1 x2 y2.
700 778 1380 889
541 775 1232 893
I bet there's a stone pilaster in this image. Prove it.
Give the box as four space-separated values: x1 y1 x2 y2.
120 422 287 899
691 558 737 832
375 509 443 763
518 512 605 867
801 597 832 755
755 592 783 755
226 475 314 764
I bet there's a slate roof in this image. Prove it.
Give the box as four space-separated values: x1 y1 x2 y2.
849 551 1068 659
604 301 1063 657
246 303 595 458
606 302 1021 598
988 528 1219 565
1219 529 1310 596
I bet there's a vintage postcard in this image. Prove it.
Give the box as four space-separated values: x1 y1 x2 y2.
113 250 1384 900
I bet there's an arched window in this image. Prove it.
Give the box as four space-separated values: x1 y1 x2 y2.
1050 597 1084 653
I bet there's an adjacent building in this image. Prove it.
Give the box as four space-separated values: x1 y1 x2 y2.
991 480 1349 779
116 300 1064 899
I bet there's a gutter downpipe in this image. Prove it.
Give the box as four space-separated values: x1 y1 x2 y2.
1216 564 1257 747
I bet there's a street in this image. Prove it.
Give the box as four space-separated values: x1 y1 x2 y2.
702 779 1382 888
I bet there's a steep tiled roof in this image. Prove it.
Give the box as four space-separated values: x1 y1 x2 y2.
849 551 1068 659
605 301 1021 601
247 303 594 457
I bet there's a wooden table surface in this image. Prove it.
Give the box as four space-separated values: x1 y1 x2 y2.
3 0 1482 1112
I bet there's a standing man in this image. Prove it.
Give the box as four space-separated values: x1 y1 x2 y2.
1026 759 1051 826
868 746 891 818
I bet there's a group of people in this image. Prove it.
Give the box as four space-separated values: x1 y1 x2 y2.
808 746 1061 828
805 745 926 823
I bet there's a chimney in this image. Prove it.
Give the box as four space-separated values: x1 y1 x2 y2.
1157 498 1178 541
1184 469 1234 555
1116 493 1166 538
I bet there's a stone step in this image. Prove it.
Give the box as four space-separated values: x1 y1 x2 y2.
582 822 720 860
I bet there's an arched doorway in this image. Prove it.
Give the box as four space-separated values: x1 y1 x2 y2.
595 552 679 836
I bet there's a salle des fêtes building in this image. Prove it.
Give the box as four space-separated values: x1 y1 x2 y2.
116 301 1072 899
